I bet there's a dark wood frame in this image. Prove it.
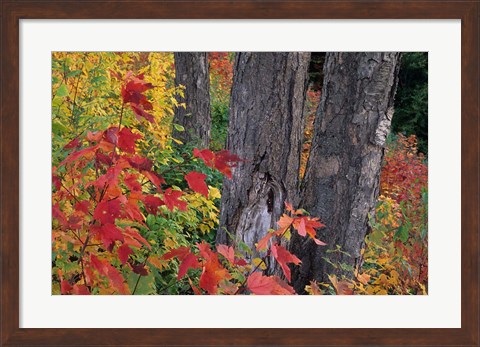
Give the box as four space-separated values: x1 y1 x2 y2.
1 1 478 346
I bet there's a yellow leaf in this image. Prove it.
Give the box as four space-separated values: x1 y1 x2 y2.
252 258 267 270
172 138 183 145
148 256 166 271
356 272 371 285
208 186 221 200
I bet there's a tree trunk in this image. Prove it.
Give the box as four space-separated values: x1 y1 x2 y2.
217 52 311 267
173 52 211 148
291 52 401 293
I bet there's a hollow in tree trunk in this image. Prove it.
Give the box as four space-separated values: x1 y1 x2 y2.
216 52 311 271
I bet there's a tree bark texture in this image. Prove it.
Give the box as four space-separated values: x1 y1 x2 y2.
217 52 311 267
291 52 401 293
173 52 211 148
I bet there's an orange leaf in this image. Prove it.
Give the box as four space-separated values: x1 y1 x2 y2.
328 274 354 295
271 243 301 282
216 244 235 263
246 272 295 295
256 232 274 251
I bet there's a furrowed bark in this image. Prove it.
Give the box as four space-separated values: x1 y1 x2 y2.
217 52 311 270
292 52 401 293
173 52 211 148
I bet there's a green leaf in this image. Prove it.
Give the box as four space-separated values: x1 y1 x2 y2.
52 120 69 134
67 70 82 78
127 271 156 295
367 228 384 245
146 214 156 229
173 124 185 132
92 76 108 84
237 240 253 255
56 83 69 97
394 223 409 243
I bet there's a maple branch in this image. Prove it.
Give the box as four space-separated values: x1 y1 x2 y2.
59 181 94 217
233 252 269 295
132 251 150 295
110 102 125 162
79 257 91 292
71 74 82 130
233 225 291 295
117 101 125 132
156 154 192 177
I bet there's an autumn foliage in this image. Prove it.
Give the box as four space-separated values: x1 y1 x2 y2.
52 54 326 295
52 52 427 296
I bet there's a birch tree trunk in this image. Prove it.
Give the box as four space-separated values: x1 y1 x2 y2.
173 52 211 148
217 52 311 268
291 52 401 293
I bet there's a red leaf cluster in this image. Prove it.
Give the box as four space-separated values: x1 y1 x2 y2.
193 148 243 178
114 71 155 123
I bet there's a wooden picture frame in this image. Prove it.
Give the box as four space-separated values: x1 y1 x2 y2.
1 1 478 345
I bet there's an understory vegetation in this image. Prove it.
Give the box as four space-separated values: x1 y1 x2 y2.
52 52 427 295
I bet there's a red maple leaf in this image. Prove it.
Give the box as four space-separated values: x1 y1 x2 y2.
177 253 200 280
118 73 155 123
127 155 153 171
130 263 148 276
130 104 155 123
93 199 124 224
143 195 164 215
72 284 90 295
117 127 142 154
199 264 231 295
60 280 73 294
52 173 62 190
104 127 119 145
256 233 273 251
74 200 91 216
52 203 68 227
117 243 133 265
91 223 124 249
123 226 151 250
213 150 243 178
197 242 231 294
89 254 107 276
121 74 154 104
193 148 215 167
271 243 301 282
89 254 130 293
123 194 144 222
161 246 191 261
216 244 235 264
63 137 81 150
276 214 294 233
59 146 97 167
87 130 103 143
246 272 295 295
106 264 130 294
123 172 142 192
163 188 187 212
161 246 200 280
185 171 209 197
193 148 243 178
293 216 326 245
142 170 165 191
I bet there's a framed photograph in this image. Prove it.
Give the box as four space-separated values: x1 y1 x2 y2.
1 1 478 346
